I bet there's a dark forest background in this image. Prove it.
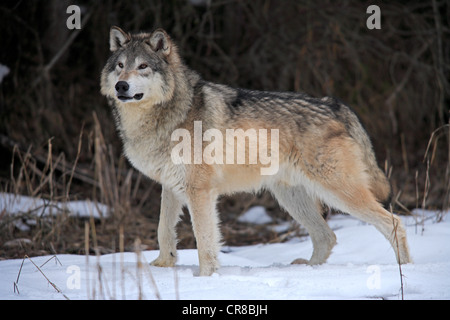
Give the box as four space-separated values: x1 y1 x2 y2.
0 0 449 258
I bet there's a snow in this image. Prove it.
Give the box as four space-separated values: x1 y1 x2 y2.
237 206 273 224
0 64 9 83
0 195 449 300
0 192 109 225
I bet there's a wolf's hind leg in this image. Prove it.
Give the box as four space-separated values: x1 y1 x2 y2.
151 187 182 268
271 183 336 265
328 185 411 264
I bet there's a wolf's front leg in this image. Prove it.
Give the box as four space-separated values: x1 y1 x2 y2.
151 186 182 268
186 188 221 276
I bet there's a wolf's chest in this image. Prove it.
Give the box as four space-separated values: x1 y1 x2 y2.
114 105 187 192
122 135 186 192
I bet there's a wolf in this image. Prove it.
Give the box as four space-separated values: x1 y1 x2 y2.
101 27 411 276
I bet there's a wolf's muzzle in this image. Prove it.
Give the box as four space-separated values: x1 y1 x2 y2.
115 81 143 102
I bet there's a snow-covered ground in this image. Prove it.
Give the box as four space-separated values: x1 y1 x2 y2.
0 195 449 300
0 193 108 220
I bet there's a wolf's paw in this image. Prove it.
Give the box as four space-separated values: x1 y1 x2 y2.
150 255 176 268
291 258 310 265
199 263 219 277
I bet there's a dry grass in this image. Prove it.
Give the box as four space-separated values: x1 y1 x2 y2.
0 116 160 259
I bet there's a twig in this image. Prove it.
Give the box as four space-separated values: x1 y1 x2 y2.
136 242 162 300
14 255 70 300
134 239 144 300
390 209 405 300
423 124 450 163
85 221 90 300
119 225 126 300
39 255 62 268
1 133 99 188
13 258 25 295
89 215 104 299
66 124 84 200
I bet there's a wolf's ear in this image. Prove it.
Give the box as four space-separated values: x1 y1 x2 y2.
110 26 131 52
148 29 171 56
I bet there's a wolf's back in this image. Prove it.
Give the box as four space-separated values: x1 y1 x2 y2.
223 90 392 207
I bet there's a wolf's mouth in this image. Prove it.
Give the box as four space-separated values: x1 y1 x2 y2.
118 93 144 102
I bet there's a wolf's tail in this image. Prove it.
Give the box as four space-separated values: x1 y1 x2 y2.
369 166 392 209
337 102 392 208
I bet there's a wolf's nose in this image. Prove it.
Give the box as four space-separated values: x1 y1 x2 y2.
115 81 129 94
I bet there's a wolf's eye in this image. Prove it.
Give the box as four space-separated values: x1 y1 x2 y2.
118 62 124 68
138 64 148 70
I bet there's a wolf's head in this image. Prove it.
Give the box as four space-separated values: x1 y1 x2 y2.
101 27 178 106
